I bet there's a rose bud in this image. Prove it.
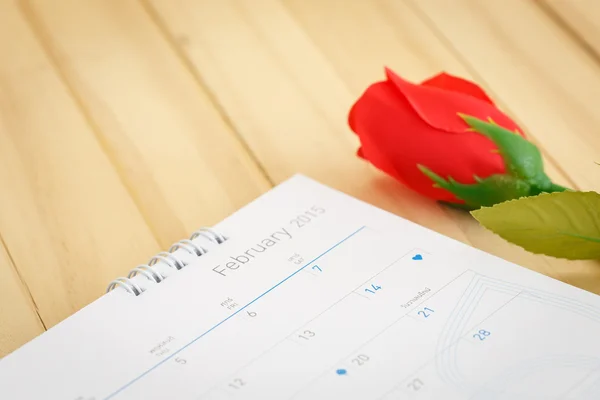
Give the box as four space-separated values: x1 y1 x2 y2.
349 68 565 210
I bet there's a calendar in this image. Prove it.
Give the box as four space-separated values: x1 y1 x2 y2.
2 175 600 400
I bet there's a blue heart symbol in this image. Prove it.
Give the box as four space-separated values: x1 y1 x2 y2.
412 254 423 261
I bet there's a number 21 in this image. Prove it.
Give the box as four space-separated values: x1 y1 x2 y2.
417 307 434 318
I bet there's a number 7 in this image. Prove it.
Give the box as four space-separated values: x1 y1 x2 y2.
312 265 322 272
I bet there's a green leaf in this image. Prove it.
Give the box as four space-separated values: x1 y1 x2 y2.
459 115 555 191
471 191 600 260
418 164 532 210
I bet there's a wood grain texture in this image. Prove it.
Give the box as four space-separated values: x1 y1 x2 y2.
283 0 568 184
406 0 600 290
0 0 160 337
410 0 600 192
0 238 44 357
541 0 600 58
2 0 600 357
282 0 599 289
147 0 600 292
144 0 472 240
22 0 271 248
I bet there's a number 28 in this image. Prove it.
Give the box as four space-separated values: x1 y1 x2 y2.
473 329 491 341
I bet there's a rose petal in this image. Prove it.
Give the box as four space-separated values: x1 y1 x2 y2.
349 78 507 203
421 72 495 105
384 67 521 135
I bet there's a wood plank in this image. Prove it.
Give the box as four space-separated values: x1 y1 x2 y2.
288 0 600 292
406 0 600 290
282 0 570 185
541 0 600 58
144 0 470 239
410 0 600 194
0 1 161 330
285 0 600 293
146 0 600 292
0 237 45 357
22 0 271 249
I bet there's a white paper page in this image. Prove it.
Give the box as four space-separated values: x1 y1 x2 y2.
1 175 600 400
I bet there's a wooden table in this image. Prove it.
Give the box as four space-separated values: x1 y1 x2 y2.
1 0 600 357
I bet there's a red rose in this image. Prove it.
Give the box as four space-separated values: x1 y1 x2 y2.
348 68 526 204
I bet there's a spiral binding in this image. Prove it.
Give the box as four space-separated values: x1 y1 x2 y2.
106 227 227 296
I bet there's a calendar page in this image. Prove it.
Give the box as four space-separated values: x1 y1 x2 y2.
2 175 600 400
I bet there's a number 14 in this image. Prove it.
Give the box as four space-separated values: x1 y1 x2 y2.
365 284 382 294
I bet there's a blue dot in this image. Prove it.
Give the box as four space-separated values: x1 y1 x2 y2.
336 368 347 376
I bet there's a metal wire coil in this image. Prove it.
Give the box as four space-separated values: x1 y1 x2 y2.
106 227 227 296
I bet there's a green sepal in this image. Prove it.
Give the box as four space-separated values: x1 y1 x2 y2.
439 201 477 211
418 165 532 210
459 115 555 192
